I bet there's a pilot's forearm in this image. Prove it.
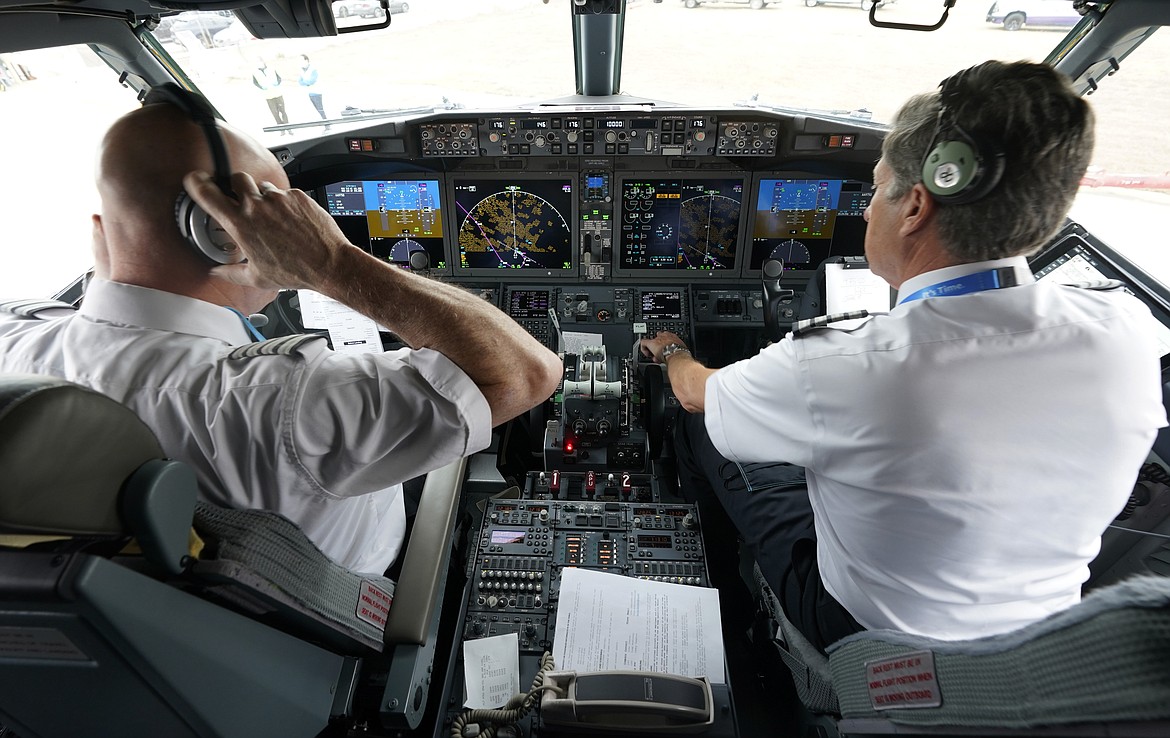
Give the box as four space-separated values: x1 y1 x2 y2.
664 352 716 415
313 247 562 426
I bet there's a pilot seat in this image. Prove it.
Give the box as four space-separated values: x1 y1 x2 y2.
0 373 467 737
753 561 1170 737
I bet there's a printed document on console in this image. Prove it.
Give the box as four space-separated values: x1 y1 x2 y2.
552 567 725 683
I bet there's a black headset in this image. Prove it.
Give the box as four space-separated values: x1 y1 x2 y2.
920 70 1006 205
142 83 243 265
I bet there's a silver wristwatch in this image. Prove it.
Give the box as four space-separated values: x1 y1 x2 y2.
661 342 692 362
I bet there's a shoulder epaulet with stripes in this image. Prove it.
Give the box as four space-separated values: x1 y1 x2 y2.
0 298 76 318
226 334 327 361
791 310 873 338
1063 279 1127 292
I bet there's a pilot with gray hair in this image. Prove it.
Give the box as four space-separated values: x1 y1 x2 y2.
0 87 563 575
642 60 1167 649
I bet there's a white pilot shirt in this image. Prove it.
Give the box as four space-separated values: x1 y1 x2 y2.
705 257 1168 640
0 278 492 574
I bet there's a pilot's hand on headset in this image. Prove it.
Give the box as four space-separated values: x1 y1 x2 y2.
184 169 354 291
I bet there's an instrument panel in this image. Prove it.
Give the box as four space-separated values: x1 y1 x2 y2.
294 107 883 361
303 107 882 286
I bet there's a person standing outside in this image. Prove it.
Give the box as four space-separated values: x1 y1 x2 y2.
252 57 288 134
299 54 327 126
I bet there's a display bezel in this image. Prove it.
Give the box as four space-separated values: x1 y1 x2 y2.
318 176 451 275
448 173 579 280
743 172 873 282
611 172 749 281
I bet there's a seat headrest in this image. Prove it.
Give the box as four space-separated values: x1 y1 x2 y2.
0 374 164 536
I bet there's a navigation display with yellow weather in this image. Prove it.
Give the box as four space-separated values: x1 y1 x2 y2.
453 178 574 272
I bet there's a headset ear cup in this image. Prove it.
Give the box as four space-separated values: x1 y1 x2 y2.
921 126 1006 206
922 139 979 199
174 192 243 265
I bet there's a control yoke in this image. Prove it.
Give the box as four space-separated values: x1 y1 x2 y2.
762 258 794 342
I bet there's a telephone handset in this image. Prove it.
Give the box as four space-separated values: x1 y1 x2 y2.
540 670 714 733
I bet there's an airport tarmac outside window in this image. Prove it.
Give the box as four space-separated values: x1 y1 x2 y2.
0 2 1166 296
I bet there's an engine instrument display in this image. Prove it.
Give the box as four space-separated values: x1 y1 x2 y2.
323 179 446 271
617 177 745 272
453 177 574 273
749 177 870 272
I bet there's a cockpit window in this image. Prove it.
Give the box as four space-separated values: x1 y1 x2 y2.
1069 30 1170 286
2 3 1167 295
0 45 140 297
622 2 1070 120
156 3 573 143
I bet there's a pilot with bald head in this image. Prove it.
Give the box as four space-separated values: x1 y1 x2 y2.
0 88 563 574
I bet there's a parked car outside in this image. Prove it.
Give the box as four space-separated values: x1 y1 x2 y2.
212 20 256 47
804 0 890 8
985 0 1082 30
168 11 235 47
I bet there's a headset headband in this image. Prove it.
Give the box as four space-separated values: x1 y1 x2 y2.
143 83 233 197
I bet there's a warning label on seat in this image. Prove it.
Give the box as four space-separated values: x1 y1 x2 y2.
865 650 941 710
356 579 393 631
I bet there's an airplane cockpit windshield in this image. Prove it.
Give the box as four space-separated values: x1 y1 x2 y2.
2 1 1169 297
3 1 1170 736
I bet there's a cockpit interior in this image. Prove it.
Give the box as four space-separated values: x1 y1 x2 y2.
2 1 1170 736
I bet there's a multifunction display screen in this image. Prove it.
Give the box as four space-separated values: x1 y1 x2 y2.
749 178 871 271
323 179 446 270
507 290 551 319
490 529 526 545
453 178 574 272
618 177 745 271
640 290 683 320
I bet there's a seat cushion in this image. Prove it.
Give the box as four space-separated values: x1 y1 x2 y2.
827 574 1170 727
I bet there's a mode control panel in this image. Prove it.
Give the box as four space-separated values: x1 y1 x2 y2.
470 115 721 157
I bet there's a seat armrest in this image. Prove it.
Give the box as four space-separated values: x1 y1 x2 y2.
120 459 198 574
384 457 467 646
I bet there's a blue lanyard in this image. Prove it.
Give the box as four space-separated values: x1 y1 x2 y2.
898 267 1021 305
224 306 266 342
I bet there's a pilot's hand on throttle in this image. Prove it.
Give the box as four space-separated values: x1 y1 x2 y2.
184 170 354 291
640 331 686 364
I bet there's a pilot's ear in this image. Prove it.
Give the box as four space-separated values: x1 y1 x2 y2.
899 182 937 237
